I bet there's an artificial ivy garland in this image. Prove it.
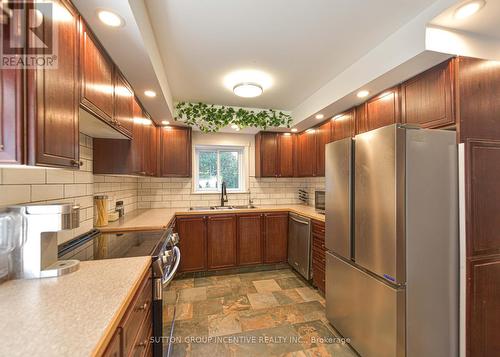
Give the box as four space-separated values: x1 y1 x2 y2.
175 102 292 133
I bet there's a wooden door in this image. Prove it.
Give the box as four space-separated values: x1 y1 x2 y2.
363 87 400 132
27 0 80 168
237 214 263 265
296 131 316 177
113 72 134 138
401 59 455 129
259 132 278 177
176 216 207 272
0 62 23 164
278 133 295 177
264 213 288 263
80 21 114 123
159 126 191 177
207 215 237 269
314 121 331 176
333 109 355 140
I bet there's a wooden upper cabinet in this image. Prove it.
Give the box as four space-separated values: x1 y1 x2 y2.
278 133 295 177
362 86 401 133
296 130 316 177
177 216 207 272
113 72 134 138
143 117 158 177
314 121 331 176
27 0 80 168
159 126 191 177
207 215 237 269
130 99 144 174
0 64 23 164
333 108 355 140
237 214 263 266
401 59 455 129
80 21 114 123
257 132 278 177
264 213 288 263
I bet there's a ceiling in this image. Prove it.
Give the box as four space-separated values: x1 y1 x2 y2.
144 0 439 111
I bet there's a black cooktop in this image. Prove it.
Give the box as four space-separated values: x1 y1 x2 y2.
58 229 168 261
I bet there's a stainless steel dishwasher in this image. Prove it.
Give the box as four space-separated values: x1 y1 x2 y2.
288 213 312 280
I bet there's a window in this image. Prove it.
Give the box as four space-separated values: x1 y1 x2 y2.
194 146 244 192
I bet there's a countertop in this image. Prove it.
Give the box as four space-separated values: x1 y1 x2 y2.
0 256 151 357
99 204 325 233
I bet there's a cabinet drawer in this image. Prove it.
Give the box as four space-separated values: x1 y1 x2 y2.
121 274 152 356
313 255 326 270
312 236 325 250
130 312 153 357
312 221 325 235
103 329 121 357
313 266 325 292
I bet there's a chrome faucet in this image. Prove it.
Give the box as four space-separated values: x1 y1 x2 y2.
221 181 228 207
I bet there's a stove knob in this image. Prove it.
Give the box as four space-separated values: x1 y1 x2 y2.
162 249 173 265
170 233 180 245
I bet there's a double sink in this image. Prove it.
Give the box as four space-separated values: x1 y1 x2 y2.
189 204 257 211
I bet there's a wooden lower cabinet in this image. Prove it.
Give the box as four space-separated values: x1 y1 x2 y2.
263 213 289 264
237 214 263 265
207 215 237 269
176 216 207 272
311 220 326 293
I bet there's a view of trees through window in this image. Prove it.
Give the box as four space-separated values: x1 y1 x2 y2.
197 148 241 191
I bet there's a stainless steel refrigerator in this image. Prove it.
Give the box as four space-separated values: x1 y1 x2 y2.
325 124 458 357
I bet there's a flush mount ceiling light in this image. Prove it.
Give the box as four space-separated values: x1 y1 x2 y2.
233 83 263 98
454 0 486 19
144 90 156 98
357 90 370 98
315 114 324 120
97 9 125 27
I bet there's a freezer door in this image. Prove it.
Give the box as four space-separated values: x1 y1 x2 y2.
326 252 405 357
325 138 352 259
354 125 406 284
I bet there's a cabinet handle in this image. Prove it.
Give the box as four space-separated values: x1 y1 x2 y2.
136 302 148 311
136 339 148 348
0 144 4 150
70 160 83 167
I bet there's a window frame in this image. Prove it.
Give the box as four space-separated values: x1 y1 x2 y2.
193 145 245 193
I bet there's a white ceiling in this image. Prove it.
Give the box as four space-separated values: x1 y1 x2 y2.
144 0 439 111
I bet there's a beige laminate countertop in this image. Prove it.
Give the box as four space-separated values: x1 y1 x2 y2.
0 256 151 357
99 205 325 233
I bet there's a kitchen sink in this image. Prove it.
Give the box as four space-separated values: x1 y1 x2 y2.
231 205 257 209
189 205 257 211
211 206 234 210
189 206 212 211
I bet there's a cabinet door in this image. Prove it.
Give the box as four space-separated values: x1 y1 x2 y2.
259 132 278 177
113 72 134 138
333 109 355 140
401 60 454 129
143 119 158 177
159 126 191 177
0 65 22 164
314 121 331 176
364 87 400 132
80 22 114 122
207 215 237 269
237 214 263 265
296 131 316 177
130 98 144 174
27 0 80 168
264 213 288 263
278 133 295 177
177 216 207 272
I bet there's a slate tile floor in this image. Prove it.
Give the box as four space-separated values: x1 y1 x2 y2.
163 268 358 357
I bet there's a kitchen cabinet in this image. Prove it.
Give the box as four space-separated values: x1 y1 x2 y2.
311 220 326 293
129 99 145 174
80 21 114 123
159 126 191 177
26 0 80 168
255 132 295 177
296 130 316 177
358 86 400 133
332 108 355 141
207 215 237 269
263 212 288 263
401 59 455 129
143 117 158 177
314 120 332 176
113 71 134 138
177 216 207 272
237 214 263 265
0 65 23 164
102 330 121 357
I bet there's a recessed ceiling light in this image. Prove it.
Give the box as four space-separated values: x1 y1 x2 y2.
291 128 298 133
233 83 263 98
315 114 324 120
306 128 315 134
454 0 485 19
97 10 124 27
357 90 370 98
283 133 291 136
162 120 170 125
144 90 156 98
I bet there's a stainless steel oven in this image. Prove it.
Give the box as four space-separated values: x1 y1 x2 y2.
315 190 325 213
58 228 181 357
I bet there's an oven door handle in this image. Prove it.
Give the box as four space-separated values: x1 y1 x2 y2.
162 246 181 287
